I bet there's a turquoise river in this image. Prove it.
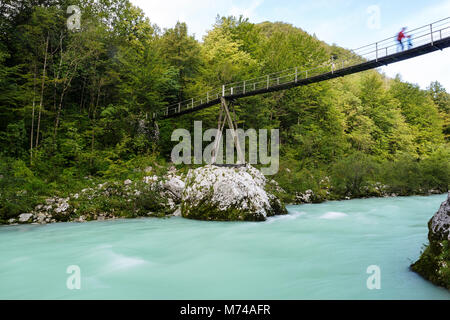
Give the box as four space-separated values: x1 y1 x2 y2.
1 195 449 299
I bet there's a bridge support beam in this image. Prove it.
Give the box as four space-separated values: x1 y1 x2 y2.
211 97 245 165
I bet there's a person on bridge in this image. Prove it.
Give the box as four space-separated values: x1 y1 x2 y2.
407 35 413 49
397 27 407 52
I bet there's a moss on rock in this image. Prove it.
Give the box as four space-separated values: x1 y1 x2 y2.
181 164 287 221
411 192 450 290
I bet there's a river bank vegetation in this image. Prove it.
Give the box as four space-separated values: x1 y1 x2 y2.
0 0 449 224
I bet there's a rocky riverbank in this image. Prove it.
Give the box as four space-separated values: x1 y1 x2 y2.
3 161 447 226
411 192 450 289
6 164 287 225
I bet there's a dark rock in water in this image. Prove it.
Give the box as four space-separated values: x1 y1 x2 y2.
181 164 287 221
411 192 450 289
429 193 450 242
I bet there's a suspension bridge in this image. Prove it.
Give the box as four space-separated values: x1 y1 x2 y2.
156 17 450 120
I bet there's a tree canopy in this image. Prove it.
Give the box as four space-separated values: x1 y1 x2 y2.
0 1 449 221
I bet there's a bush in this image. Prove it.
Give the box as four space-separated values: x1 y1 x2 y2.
420 147 450 192
381 153 421 195
382 147 449 195
331 152 378 197
0 158 47 222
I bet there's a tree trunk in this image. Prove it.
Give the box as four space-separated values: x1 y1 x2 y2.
80 77 86 111
30 64 37 163
53 87 66 141
35 34 49 149
90 83 101 167
52 32 63 113
53 64 78 143
52 33 64 147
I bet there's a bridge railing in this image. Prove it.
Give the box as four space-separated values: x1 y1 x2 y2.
352 17 450 61
159 17 450 118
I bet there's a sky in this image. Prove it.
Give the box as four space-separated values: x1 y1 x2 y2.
130 0 450 90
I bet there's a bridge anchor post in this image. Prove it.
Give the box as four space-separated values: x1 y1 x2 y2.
211 97 245 165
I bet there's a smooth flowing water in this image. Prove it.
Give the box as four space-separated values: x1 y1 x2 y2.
1 195 449 300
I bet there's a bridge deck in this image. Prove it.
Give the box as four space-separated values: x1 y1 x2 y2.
160 18 450 119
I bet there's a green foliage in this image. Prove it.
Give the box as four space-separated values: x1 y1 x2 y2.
412 240 450 290
428 81 450 141
0 157 49 222
0 1 448 221
331 152 378 197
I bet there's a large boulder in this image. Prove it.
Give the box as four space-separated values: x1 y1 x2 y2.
181 164 287 221
429 192 450 241
18 213 33 223
162 174 185 201
142 172 185 213
411 192 450 289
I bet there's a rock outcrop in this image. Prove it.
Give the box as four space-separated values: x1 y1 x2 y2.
181 164 287 221
8 165 287 224
10 171 186 225
18 213 33 223
411 192 450 289
429 193 450 241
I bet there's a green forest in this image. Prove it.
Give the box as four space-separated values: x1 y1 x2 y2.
1 0 449 223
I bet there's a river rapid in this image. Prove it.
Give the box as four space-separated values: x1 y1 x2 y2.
0 195 449 299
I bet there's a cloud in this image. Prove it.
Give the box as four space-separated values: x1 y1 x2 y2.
130 0 220 39
131 0 266 39
130 0 450 89
380 0 450 89
381 50 450 90
229 0 263 21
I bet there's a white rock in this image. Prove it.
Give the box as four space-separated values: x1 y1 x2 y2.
167 198 176 210
296 189 314 203
172 208 181 217
182 164 283 220
430 192 450 241
98 183 107 189
144 166 153 173
54 202 69 214
124 179 132 185
163 176 185 200
36 213 46 223
168 166 177 173
143 175 159 184
18 213 33 222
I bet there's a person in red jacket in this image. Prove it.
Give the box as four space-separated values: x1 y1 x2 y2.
397 27 407 52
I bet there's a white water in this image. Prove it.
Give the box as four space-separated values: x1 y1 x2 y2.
0 195 449 299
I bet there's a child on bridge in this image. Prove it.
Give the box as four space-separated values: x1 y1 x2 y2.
407 35 413 49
